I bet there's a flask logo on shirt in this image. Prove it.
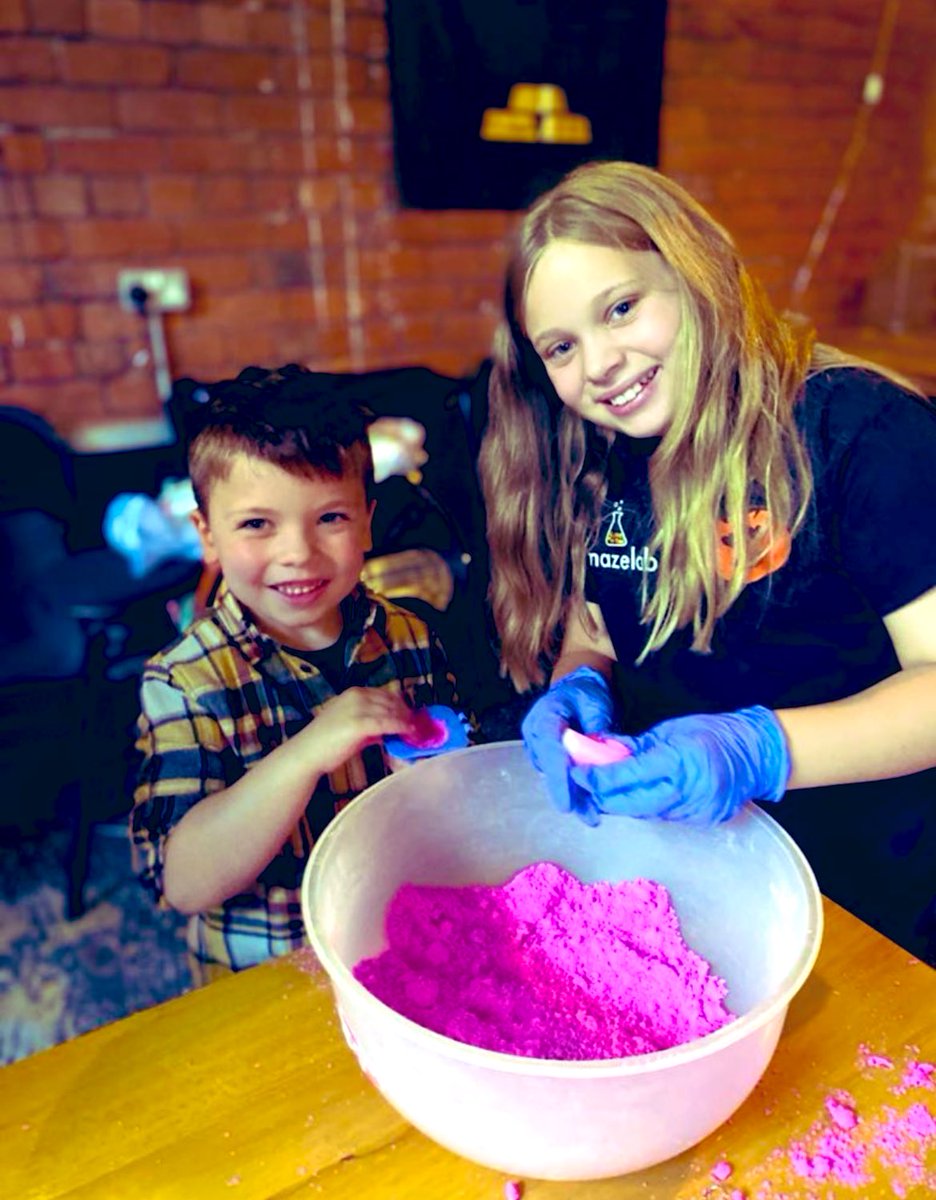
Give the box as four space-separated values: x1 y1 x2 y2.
590 503 658 572
605 503 627 547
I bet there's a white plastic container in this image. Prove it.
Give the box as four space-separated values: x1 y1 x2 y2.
301 741 823 1181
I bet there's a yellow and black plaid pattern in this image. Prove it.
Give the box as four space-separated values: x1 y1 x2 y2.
131 580 458 973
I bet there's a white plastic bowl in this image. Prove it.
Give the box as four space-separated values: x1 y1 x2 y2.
301 741 822 1181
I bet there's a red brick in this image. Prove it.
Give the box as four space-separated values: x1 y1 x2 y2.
86 0 142 40
297 177 340 213
30 175 87 218
0 302 78 343
146 176 199 217
288 53 337 97
0 85 115 128
347 0 387 16
164 136 248 173
345 56 385 98
60 42 171 87
341 98 389 136
344 13 386 58
198 4 250 47
251 177 299 212
0 0 27 33
44 259 125 299
63 217 174 259
298 12 333 54
6 219 67 260
0 265 42 302
169 324 234 367
224 94 300 133
102 368 165 415
251 250 314 292
174 215 277 253
174 324 279 369
141 2 198 45
118 90 223 133
175 48 281 93
344 135 392 175
90 177 145 216
199 175 249 213
80 301 138 341
74 339 126 376
0 175 31 218
245 8 295 50
262 217 307 252
256 135 344 174
53 134 165 174
25 0 83 34
387 210 511 243
308 325 353 365
11 342 76 381
0 133 48 172
3 379 104 432
0 36 57 80
203 291 284 325
182 255 254 292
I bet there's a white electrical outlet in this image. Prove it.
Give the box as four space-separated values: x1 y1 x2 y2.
118 268 191 314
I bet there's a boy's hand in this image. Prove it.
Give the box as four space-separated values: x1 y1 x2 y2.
299 687 414 776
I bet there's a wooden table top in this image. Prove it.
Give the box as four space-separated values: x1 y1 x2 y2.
1 897 934 1199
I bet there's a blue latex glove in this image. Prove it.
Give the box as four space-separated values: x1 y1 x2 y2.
570 706 790 826
521 666 614 822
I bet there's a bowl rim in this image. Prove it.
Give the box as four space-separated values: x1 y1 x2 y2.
301 740 824 1078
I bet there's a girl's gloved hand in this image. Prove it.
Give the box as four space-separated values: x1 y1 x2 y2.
521 666 614 822
570 706 791 826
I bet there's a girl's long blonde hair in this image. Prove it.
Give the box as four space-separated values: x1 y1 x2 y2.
479 160 912 692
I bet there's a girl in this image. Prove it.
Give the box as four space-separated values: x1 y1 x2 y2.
479 160 936 960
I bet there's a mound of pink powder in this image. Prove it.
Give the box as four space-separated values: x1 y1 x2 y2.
353 861 735 1060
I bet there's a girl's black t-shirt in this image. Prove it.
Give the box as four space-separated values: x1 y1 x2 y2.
586 368 936 730
584 368 936 960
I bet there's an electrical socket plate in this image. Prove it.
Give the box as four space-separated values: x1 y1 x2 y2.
118 268 191 314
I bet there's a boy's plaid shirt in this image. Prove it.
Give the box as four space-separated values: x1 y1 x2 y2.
131 580 458 972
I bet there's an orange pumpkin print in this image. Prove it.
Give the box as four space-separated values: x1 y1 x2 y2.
716 508 791 583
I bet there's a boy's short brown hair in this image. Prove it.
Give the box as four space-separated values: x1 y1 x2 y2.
187 364 375 513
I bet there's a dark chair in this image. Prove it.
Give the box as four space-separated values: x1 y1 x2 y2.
0 406 199 917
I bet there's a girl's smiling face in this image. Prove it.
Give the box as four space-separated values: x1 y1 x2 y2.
523 239 683 440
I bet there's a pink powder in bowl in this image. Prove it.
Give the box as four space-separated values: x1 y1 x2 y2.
353 861 735 1060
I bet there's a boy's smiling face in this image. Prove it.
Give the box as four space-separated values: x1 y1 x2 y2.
192 452 373 650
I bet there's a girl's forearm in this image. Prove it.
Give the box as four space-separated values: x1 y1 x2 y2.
776 664 936 789
552 650 615 683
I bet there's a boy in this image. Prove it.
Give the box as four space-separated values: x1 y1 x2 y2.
131 366 460 983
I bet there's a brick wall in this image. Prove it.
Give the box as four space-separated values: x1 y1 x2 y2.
0 0 933 436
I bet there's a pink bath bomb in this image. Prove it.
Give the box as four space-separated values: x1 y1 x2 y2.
562 728 633 765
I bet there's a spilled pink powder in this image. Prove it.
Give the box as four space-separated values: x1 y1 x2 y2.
859 1044 895 1071
716 1049 936 1198
895 1059 935 1095
352 861 735 1060
778 1071 936 1195
826 1092 859 1130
